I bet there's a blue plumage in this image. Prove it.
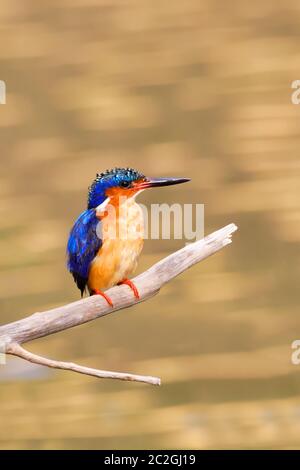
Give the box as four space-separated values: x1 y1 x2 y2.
67 209 102 295
88 168 144 209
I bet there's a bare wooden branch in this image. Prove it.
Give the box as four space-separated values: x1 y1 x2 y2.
0 223 238 386
7 343 161 385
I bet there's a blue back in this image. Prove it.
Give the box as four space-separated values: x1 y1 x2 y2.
67 209 102 295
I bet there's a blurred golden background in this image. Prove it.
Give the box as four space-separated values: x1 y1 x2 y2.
1 0 300 450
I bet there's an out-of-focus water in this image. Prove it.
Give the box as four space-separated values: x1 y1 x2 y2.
1 0 300 449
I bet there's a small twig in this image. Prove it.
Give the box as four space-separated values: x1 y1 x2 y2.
0 223 238 385
7 343 160 386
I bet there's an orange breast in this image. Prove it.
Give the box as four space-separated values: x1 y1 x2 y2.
88 199 144 292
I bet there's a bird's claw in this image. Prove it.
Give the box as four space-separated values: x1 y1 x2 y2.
118 279 140 300
92 289 114 307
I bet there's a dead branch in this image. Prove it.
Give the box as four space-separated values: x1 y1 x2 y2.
0 223 238 386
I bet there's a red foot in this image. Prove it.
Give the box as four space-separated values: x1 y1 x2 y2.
93 289 114 307
118 279 140 300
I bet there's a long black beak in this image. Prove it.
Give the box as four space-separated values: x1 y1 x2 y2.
136 176 190 189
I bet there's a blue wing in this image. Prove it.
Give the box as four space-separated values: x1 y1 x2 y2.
67 209 102 295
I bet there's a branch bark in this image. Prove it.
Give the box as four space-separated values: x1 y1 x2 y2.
0 223 238 386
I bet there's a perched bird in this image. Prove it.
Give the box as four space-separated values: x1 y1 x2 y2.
67 167 190 306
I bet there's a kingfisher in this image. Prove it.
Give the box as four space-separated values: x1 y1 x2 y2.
67 167 190 307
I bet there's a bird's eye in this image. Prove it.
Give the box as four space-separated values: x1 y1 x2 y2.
120 181 131 188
